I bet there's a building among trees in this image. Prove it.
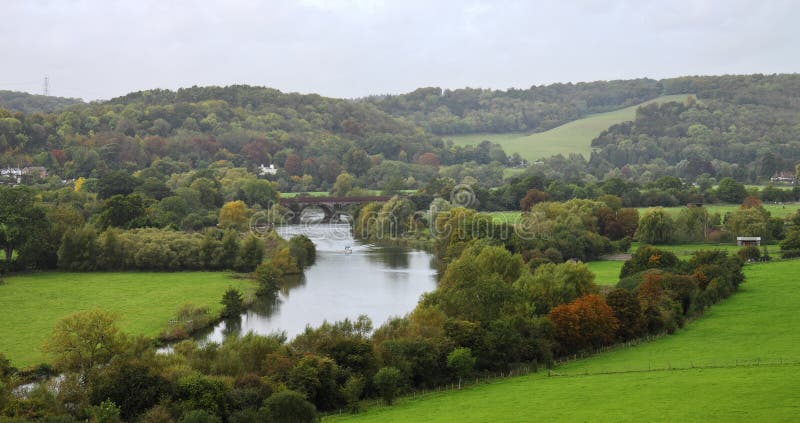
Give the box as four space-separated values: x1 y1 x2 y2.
736 236 761 247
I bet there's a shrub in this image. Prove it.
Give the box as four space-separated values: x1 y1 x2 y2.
737 245 761 262
620 245 679 278
220 288 245 318
260 390 317 423
235 234 264 272
254 262 283 296
605 288 644 341
373 367 402 405
288 235 316 268
779 229 800 258
179 410 220 423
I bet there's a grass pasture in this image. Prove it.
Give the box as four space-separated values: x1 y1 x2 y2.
447 94 692 161
636 202 799 219
586 260 624 285
490 203 799 225
332 261 800 422
0 272 254 368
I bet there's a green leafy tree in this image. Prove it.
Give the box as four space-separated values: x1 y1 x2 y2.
219 200 249 230
57 225 99 271
725 206 769 239
288 235 316 268
87 399 122 423
636 208 676 244
176 374 230 420
219 229 240 269
97 170 140 199
97 228 123 270
518 261 598 314
430 245 525 323
235 233 264 272
373 366 402 405
0 186 49 264
341 375 365 413
779 229 800 258
605 288 644 341
90 364 173 421
260 390 317 423
43 309 125 381
199 229 223 269
254 261 283 296
619 245 679 278
675 206 710 242
220 288 245 318
446 347 476 389
179 410 221 423
99 194 146 228
331 172 355 197
716 177 747 203
190 177 223 209
240 179 278 208
344 148 371 176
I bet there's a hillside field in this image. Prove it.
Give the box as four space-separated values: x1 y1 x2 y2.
331 260 800 422
492 202 800 224
0 272 254 368
446 94 691 161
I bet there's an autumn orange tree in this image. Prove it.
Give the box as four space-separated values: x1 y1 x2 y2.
548 294 618 355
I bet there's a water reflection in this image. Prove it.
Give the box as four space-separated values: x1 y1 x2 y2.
198 223 437 344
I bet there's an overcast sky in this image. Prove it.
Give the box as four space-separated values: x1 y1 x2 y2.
2 0 799 100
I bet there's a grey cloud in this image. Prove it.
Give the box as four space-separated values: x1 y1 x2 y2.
2 0 798 100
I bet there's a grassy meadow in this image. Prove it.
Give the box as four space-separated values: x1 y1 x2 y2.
492 203 799 225
331 260 800 422
0 272 254 368
586 260 625 285
636 202 800 219
447 94 691 161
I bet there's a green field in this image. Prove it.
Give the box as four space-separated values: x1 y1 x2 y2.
489 211 523 224
490 203 799 224
0 272 254 368
332 261 800 422
630 242 742 258
447 94 692 161
586 260 625 285
281 191 329 198
637 203 800 219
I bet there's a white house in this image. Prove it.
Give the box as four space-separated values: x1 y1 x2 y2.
258 164 278 176
0 168 22 183
770 171 797 184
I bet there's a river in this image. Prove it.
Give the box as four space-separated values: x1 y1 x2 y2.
197 223 438 344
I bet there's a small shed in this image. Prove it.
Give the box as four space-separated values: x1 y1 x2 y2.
736 236 761 247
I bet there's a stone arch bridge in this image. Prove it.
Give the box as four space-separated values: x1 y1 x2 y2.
279 196 392 223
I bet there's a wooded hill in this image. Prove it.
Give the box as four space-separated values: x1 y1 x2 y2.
589 74 800 183
0 90 83 114
0 74 798 190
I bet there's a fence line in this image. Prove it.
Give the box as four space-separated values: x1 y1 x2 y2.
548 358 800 378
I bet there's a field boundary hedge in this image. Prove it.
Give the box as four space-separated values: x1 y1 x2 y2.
548 358 800 378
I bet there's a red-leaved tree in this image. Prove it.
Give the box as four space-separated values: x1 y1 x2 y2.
548 294 619 355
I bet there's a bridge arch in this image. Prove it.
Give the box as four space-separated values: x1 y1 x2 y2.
279 196 395 224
